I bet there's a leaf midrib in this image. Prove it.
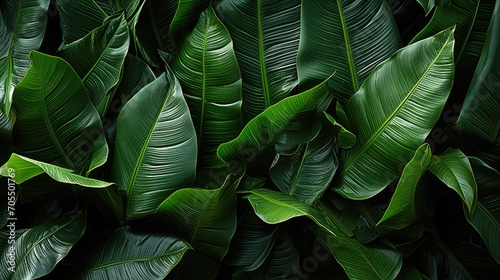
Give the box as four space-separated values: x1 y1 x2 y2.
256 0 271 109
336 0 358 92
197 11 209 153
2 0 22 115
343 37 451 172
127 79 171 205
289 143 309 196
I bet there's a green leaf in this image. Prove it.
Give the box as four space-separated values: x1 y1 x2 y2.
0 209 86 280
244 189 402 279
172 6 242 171
270 122 339 206
12 51 108 176
377 144 432 229
428 148 478 213
0 0 50 115
396 264 426 280
416 0 436 15
132 0 177 66
297 0 402 104
0 153 113 188
118 54 155 105
169 0 211 48
334 27 455 199
215 0 300 122
111 68 197 221
410 0 495 98
456 0 500 143
78 227 190 279
156 174 239 279
224 211 281 271
58 14 130 115
314 203 403 280
324 112 356 150
118 0 142 19
217 76 332 164
244 188 337 236
465 158 500 264
233 231 300 280
56 0 108 44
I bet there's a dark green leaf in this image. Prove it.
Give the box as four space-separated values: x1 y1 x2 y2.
215 0 301 122
297 0 402 104
112 68 197 220
12 51 108 176
78 227 190 279
0 0 50 115
172 6 242 171
428 148 477 213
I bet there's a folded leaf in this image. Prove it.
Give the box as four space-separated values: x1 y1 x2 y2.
156 174 239 279
378 144 432 229
270 122 339 206
58 14 130 115
172 6 242 171
456 0 500 142
429 148 477 213
334 27 455 199
0 0 50 115
0 209 86 279
12 51 108 176
0 153 113 188
217 76 332 164
79 227 190 279
112 68 197 220
416 0 436 15
215 0 301 122
297 0 402 104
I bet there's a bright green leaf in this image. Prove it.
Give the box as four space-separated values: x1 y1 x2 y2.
334 27 455 199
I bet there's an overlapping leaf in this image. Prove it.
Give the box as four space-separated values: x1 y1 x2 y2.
78 227 190 279
0 209 86 280
428 148 477 213
58 14 130 115
0 0 50 115
377 144 432 229
56 0 107 44
118 54 155 105
169 0 211 48
172 6 242 170
334 28 455 199
217 76 332 164
297 0 402 104
12 51 108 175
270 122 339 206
0 153 113 188
111 68 197 220
456 0 500 142
215 0 301 122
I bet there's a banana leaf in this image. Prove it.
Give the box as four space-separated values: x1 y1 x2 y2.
428 148 477 213
0 0 50 115
111 68 197 220
217 75 332 164
172 6 242 171
156 174 240 279
58 14 130 116
78 226 190 279
456 0 500 143
377 144 432 229
333 27 455 199
297 0 402 104
270 121 339 206
0 153 113 188
214 0 301 122
56 0 107 44
11 51 108 176
0 209 86 279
